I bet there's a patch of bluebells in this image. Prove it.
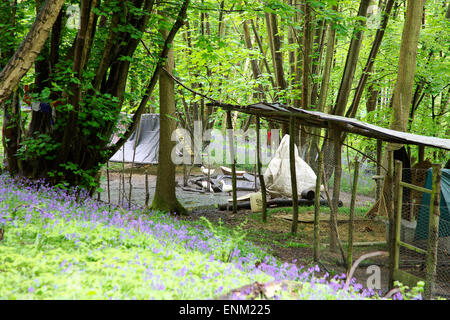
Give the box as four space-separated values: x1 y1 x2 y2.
0 174 409 300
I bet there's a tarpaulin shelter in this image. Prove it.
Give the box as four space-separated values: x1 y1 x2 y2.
264 134 317 198
415 168 450 239
110 114 160 164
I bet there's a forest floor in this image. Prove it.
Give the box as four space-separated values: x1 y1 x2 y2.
180 207 391 295
100 166 393 295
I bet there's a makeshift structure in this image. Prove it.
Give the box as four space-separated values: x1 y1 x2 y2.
205 101 450 298
415 168 450 239
110 114 160 164
264 134 317 198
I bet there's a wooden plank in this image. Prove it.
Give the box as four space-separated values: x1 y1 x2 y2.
393 269 424 288
276 213 368 223
323 241 387 248
398 241 427 255
399 181 432 194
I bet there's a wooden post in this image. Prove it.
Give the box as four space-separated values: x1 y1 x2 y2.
418 145 425 163
289 116 299 234
256 116 267 222
376 139 382 201
226 110 237 213
206 152 211 193
145 170 150 208
389 160 403 290
347 157 360 273
394 161 403 272
330 128 342 252
128 120 141 208
106 161 111 204
424 164 441 300
387 150 395 290
313 144 324 262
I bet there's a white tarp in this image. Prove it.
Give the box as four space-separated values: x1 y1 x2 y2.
263 134 317 198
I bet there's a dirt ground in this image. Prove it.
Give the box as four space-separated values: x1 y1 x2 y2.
99 167 394 295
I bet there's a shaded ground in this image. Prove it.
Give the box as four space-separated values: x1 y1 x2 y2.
98 167 396 296
180 207 391 295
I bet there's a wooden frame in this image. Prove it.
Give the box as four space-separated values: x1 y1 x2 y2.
389 160 442 299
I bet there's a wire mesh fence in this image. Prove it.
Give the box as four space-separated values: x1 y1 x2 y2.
397 167 450 299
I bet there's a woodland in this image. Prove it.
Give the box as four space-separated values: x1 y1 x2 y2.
0 0 449 301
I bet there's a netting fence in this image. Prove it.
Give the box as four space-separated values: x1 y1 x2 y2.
395 167 450 299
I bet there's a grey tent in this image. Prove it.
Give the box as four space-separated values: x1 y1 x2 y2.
110 114 160 164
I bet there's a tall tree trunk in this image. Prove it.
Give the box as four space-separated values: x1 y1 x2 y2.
266 11 289 135
387 0 426 146
243 20 266 101
0 0 65 104
322 0 371 179
299 1 313 153
332 0 371 116
1 0 20 174
345 0 395 118
316 4 338 114
151 17 187 215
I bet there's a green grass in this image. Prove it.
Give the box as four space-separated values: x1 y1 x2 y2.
0 204 271 300
0 176 426 300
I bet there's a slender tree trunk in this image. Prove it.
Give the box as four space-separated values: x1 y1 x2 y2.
316 4 338 114
332 0 371 116
322 0 371 179
388 0 426 139
266 11 288 135
243 20 265 101
1 0 20 174
151 23 187 215
345 0 395 118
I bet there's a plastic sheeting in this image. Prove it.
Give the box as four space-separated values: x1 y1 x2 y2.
415 168 450 239
110 114 160 164
263 134 317 198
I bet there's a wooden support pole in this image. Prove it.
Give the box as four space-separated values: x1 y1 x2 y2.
389 160 403 290
418 145 425 163
145 170 150 208
347 157 360 273
226 110 237 213
313 143 324 262
128 120 141 208
376 139 382 201
424 164 441 300
256 116 267 222
387 150 396 290
289 116 299 234
330 128 342 252
106 161 111 204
